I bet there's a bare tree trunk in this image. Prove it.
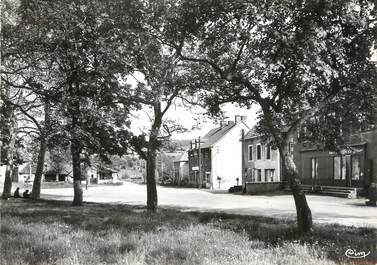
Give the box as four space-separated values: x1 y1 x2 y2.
259 99 313 233
71 138 83 206
146 145 158 212
31 101 50 200
69 75 83 206
31 138 47 200
146 104 162 212
1 101 16 199
2 165 13 199
280 144 313 233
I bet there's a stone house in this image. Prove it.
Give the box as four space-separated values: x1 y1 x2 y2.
241 130 282 194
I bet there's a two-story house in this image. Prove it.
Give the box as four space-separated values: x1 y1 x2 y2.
241 130 282 194
188 115 249 190
242 125 377 198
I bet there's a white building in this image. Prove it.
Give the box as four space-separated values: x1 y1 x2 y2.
188 115 250 190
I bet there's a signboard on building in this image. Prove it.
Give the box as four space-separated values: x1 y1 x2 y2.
329 146 364 155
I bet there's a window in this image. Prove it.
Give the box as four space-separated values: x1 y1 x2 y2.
289 142 294 154
257 144 261 160
334 156 342 180
205 172 211 183
265 169 275 182
245 168 253 182
266 145 271 160
248 145 253 161
352 156 361 180
311 158 318 179
341 156 347 180
249 168 255 182
257 169 262 182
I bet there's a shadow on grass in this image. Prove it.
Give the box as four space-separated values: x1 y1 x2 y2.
1 198 376 263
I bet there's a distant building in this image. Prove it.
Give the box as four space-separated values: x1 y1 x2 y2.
44 162 72 182
188 115 249 190
14 163 36 183
87 166 119 184
173 152 189 185
242 130 282 194
153 152 182 184
44 170 70 182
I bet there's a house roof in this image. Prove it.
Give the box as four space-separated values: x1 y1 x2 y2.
244 126 289 140
244 129 259 140
99 166 119 173
196 121 248 149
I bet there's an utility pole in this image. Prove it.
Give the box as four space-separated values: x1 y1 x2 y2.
198 136 202 189
241 129 245 191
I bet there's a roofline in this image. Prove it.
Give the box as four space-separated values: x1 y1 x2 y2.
299 142 367 153
192 121 250 149
244 134 260 140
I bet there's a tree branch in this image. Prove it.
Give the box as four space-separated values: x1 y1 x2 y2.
4 98 43 133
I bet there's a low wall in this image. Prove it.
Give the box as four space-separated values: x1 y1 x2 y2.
245 182 283 194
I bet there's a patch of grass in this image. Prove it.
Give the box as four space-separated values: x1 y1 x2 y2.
0 199 376 265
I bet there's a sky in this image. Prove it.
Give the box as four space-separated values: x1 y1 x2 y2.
127 45 377 141
125 71 259 141
130 102 260 140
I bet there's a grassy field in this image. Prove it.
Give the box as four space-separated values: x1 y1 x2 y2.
0 199 376 265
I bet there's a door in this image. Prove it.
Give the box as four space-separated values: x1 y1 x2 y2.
311 157 318 185
351 155 362 187
345 155 352 187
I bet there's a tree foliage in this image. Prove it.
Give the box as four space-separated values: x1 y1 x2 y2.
2 0 141 204
161 0 377 232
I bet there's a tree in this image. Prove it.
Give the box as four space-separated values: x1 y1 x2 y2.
162 0 377 232
127 44 191 212
1 36 57 200
1 0 22 199
4 0 139 205
0 88 18 199
124 2 198 212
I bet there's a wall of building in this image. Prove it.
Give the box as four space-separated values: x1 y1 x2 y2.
293 129 377 189
245 182 283 194
180 161 189 179
188 148 211 187
298 149 339 186
360 129 377 185
242 137 281 184
211 124 248 190
174 161 189 184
